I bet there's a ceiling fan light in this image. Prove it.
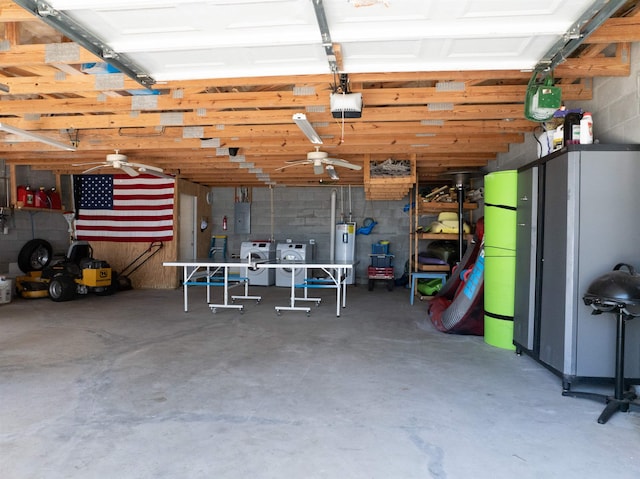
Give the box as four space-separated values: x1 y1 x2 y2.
313 162 324 175
326 165 339 180
293 113 323 145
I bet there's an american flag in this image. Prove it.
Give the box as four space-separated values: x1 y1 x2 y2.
74 174 175 242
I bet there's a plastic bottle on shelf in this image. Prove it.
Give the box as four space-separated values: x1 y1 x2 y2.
580 112 593 144
563 112 582 145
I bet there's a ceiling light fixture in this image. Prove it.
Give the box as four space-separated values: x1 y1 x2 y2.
326 164 339 180
293 113 323 145
0 122 76 151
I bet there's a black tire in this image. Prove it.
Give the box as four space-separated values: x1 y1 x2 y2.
48 275 76 302
368 279 375 291
18 239 53 273
387 280 394 291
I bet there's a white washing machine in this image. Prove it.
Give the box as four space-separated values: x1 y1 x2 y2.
240 241 276 286
276 243 310 287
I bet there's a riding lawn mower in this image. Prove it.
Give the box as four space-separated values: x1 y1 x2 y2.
16 239 116 302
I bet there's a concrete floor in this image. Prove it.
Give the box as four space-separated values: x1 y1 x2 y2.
1 284 639 479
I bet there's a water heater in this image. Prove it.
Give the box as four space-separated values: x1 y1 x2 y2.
335 222 356 284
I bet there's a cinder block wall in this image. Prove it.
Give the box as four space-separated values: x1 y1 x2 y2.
0 166 69 273
207 186 412 284
491 42 640 171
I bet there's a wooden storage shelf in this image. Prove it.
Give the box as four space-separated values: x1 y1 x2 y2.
410 184 479 279
419 201 478 213
414 263 450 272
14 206 64 213
414 232 474 241
364 154 416 200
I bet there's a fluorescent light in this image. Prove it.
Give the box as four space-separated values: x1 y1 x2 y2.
292 113 323 145
0 122 76 151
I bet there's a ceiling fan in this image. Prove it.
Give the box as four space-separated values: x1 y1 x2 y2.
275 147 362 179
73 151 173 178
279 113 362 179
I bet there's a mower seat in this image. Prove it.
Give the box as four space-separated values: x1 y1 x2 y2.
67 241 93 265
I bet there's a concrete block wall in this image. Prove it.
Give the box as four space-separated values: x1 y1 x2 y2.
0 165 70 274
567 42 640 145
0 209 70 273
0 177 414 285
491 42 640 171
207 186 412 284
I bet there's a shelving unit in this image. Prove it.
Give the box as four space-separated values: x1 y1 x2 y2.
410 185 477 276
363 154 416 200
13 206 64 213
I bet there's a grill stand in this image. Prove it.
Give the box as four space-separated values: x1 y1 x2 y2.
562 306 640 424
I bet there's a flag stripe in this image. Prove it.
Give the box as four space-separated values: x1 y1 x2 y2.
76 213 173 221
76 231 174 241
76 220 174 228
75 173 175 243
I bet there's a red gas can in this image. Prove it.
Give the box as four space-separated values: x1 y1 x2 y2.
35 187 49 208
24 185 35 207
16 185 27 206
47 187 62 210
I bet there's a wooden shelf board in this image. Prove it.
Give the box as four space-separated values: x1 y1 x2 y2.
419 201 478 212
415 232 474 241
414 264 450 272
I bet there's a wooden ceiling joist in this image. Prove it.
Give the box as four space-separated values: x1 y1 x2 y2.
0 1 638 189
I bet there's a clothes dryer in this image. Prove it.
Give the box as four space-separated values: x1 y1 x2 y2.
276 243 310 287
240 241 276 286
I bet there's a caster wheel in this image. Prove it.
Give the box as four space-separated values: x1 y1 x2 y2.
306 312 311 317
239 309 244 315
257 299 261 304
211 308 217 314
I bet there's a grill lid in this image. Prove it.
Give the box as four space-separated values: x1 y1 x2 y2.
583 263 640 316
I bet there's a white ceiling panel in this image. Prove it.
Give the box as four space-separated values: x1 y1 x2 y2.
33 0 607 81
135 44 328 81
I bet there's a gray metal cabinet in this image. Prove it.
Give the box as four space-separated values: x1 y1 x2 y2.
514 146 640 386
513 166 538 352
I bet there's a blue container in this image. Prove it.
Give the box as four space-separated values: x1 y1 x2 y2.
370 254 393 267
371 243 389 255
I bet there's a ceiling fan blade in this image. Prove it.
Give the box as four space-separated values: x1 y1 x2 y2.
127 161 162 172
275 161 309 171
137 167 174 179
120 165 140 177
326 158 362 171
82 164 107 174
73 161 104 167
284 159 312 165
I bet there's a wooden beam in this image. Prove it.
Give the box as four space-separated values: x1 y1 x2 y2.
586 17 640 44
